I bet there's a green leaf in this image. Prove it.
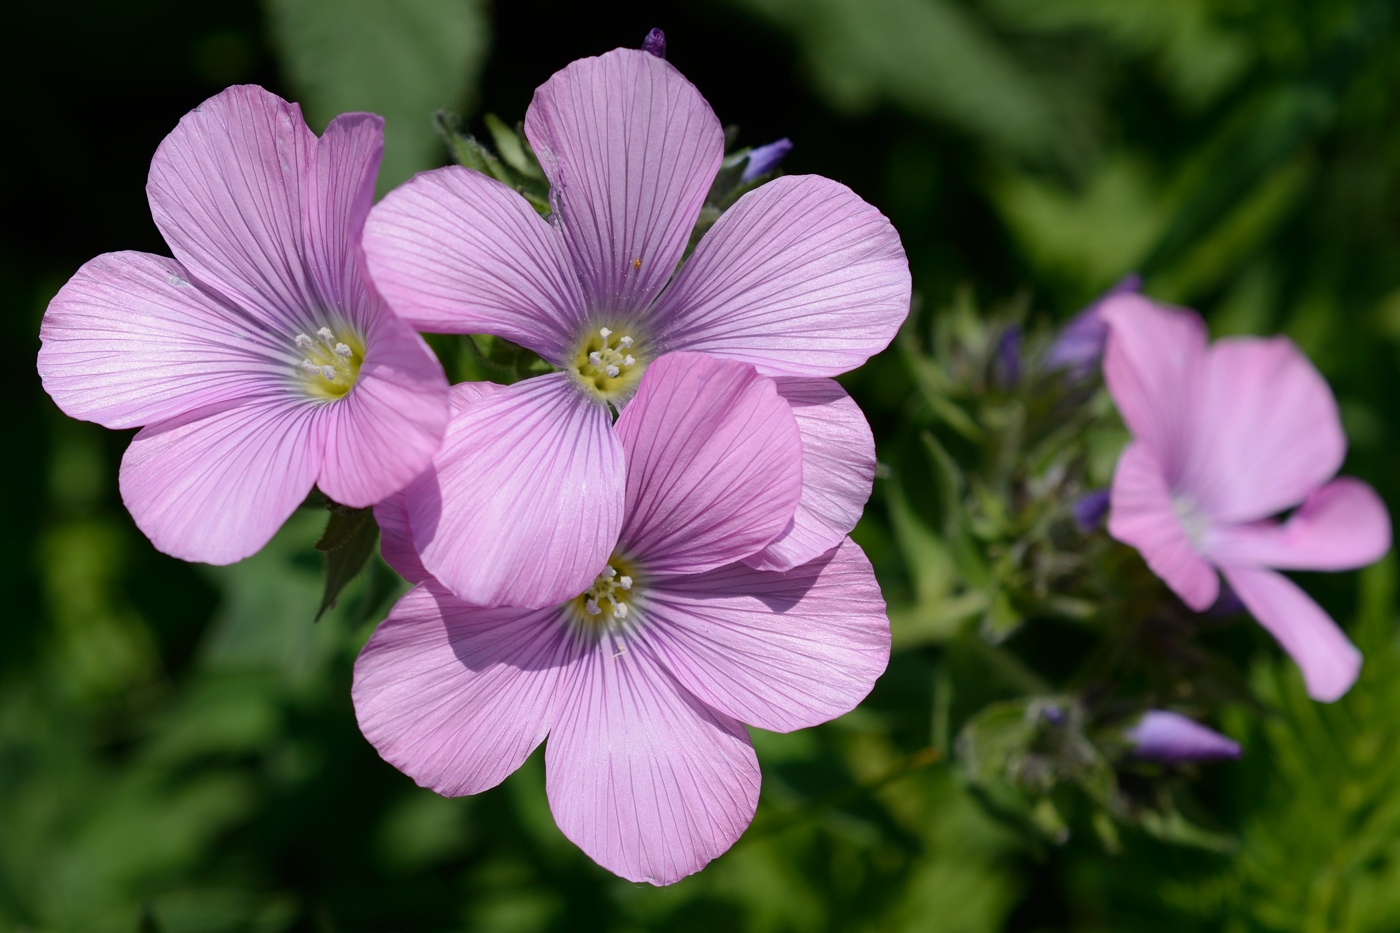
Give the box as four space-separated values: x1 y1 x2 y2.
314 503 379 621
264 0 491 192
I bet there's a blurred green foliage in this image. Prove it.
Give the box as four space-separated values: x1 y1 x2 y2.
6 0 1400 930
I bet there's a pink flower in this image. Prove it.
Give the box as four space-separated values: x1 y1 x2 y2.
1103 295 1391 701
36 86 450 564
360 46 906 609
355 353 891 885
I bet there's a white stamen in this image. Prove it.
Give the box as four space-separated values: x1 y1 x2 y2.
300 359 319 373
619 336 633 349
613 603 629 619
320 365 337 380
295 334 314 348
619 576 632 590
599 327 612 339
602 566 617 579
317 327 335 341
585 599 601 616
334 343 352 357
623 355 635 366
589 351 603 366
605 365 620 378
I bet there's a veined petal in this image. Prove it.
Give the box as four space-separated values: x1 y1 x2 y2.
1108 442 1219 611
408 373 624 609
38 251 289 429
545 637 759 885
1205 478 1391 572
1100 294 1207 481
375 382 504 585
375 492 431 585
147 85 318 328
119 397 323 565
524 47 723 319
652 176 910 376
615 353 802 574
362 166 585 361
744 377 876 572
353 581 576 796
317 312 449 507
304 110 383 320
1181 336 1345 524
642 538 889 732
1222 566 1362 703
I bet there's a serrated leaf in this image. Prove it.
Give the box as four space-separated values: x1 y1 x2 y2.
315 504 379 620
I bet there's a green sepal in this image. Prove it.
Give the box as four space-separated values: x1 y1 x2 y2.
314 501 379 621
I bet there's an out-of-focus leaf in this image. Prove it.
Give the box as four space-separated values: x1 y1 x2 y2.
730 0 1068 160
264 0 490 191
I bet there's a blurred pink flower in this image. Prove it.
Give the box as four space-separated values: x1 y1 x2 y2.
37 86 449 564
1103 295 1390 701
361 45 905 608
355 353 890 885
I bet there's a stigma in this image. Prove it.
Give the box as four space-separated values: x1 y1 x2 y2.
293 325 363 400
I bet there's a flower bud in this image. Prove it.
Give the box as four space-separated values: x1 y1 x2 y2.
1125 710 1241 763
641 28 666 59
740 138 793 183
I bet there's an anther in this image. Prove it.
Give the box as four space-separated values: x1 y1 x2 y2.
300 360 319 373
623 355 635 366
619 336 633 349
599 327 612 339
613 603 629 619
605 365 620 378
317 327 335 341
320 365 337 380
585 599 601 616
619 576 632 590
334 343 352 357
295 334 314 348
589 351 603 366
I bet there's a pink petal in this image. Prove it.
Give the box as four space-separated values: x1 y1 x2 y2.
119 398 324 565
362 166 585 360
317 312 450 507
374 382 504 585
408 373 624 609
1221 566 1362 702
642 537 889 732
545 637 759 885
374 492 431 585
1205 478 1391 572
652 175 911 376
1108 442 1219 611
615 353 803 574
38 251 288 429
304 111 384 318
744 377 876 571
1180 336 1345 524
1100 294 1208 481
524 48 723 318
147 85 318 329
353 581 576 796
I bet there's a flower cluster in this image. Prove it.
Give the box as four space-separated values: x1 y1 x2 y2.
36 37 906 884
35 28 1392 883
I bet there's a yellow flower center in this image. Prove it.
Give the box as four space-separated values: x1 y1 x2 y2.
570 559 641 629
571 326 645 401
294 326 364 400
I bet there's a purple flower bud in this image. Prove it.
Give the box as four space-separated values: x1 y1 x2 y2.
641 28 666 59
1044 273 1141 379
1073 488 1110 531
740 138 793 183
1125 711 1241 763
995 325 1022 387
